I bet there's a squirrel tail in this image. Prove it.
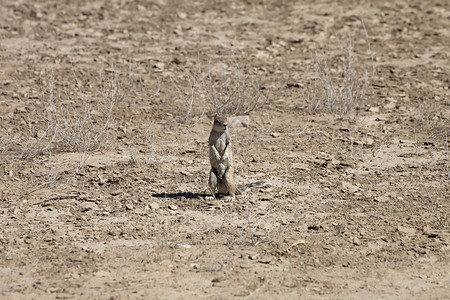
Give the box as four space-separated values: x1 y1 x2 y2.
236 180 272 195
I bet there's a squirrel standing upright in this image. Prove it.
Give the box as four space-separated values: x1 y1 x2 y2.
206 116 236 202
205 116 272 202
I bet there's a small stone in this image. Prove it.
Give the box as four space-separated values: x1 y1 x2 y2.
384 102 396 109
341 181 360 193
314 258 321 266
80 202 98 211
212 276 226 283
291 163 310 170
248 254 259 260
153 62 165 72
258 258 271 264
374 196 388 202
423 226 439 238
149 202 160 210
98 175 107 185
14 107 27 114
180 170 192 176
397 225 417 236
168 204 178 210
110 189 122 196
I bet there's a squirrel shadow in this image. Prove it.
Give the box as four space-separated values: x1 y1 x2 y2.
152 192 205 200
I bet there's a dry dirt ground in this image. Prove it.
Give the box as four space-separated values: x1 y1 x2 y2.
1 0 449 299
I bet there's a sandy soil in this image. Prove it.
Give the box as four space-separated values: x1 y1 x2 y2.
1 0 449 299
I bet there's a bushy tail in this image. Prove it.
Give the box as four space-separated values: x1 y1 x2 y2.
236 180 272 195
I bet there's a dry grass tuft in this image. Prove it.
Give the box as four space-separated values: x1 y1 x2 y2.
19 69 124 160
305 30 374 120
169 53 267 123
200 57 267 116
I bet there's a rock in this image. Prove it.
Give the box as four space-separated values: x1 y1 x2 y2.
14 107 27 114
80 202 98 211
98 175 107 185
258 258 271 264
212 276 226 283
369 106 380 113
374 196 388 202
291 163 310 171
308 225 320 231
353 236 361 245
153 62 165 72
168 204 178 210
249 254 259 260
228 115 250 127
313 258 321 266
341 181 360 193
423 226 439 238
149 202 160 210
384 102 396 109
270 132 280 138
283 278 298 288
397 225 417 236
110 189 122 196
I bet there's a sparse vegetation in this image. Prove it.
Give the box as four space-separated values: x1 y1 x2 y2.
20 70 124 160
129 125 163 165
199 57 267 116
305 30 374 120
169 54 267 123
1 1 448 299
221 196 299 246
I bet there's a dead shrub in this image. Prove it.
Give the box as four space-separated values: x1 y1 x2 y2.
169 53 267 123
200 58 267 116
20 69 124 160
305 29 374 120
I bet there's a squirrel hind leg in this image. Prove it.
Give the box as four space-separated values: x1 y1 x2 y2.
206 169 218 200
223 170 236 202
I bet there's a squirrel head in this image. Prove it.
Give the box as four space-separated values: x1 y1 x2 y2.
213 116 228 132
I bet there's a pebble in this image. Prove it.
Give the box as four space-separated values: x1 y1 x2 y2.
211 276 226 283
168 204 178 210
149 202 160 210
110 189 122 196
353 236 361 245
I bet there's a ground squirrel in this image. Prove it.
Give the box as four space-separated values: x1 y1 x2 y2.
206 116 271 202
206 116 236 202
